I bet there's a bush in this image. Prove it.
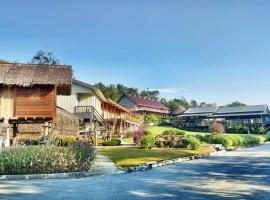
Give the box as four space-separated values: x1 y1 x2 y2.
209 122 225 134
144 114 161 124
266 133 270 141
226 135 243 147
195 134 210 143
177 137 201 150
242 135 260 146
102 138 121 146
210 135 232 149
163 140 177 148
140 133 156 149
143 130 152 136
0 142 94 175
162 129 185 135
258 127 266 134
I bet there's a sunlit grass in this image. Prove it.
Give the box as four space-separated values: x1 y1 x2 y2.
99 146 214 167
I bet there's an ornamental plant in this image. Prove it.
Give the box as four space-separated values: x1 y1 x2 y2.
133 129 144 145
209 122 225 134
0 142 94 175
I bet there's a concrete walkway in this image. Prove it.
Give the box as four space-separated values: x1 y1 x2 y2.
88 154 125 176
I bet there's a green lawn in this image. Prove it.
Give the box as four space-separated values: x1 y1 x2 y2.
99 146 214 167
147 125 208 136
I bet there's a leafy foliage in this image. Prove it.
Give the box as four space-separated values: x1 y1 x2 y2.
31 50 59 65
102 138 121 146
140 133 156 149
177 137 201 150
209 122 225 134
226 101 246 107
140 90 160 100
0 143 94 175
162 129 185 135
144 114 161 124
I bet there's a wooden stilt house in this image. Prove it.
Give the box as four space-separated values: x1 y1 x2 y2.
102 99 143 140
0 62 72 147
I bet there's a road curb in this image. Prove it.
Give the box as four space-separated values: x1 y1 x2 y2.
127 150 226 173
0 171 94 180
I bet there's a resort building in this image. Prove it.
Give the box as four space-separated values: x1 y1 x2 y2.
118 94 169 117
175 105 270 130
0 62 72 147
57 80 142 141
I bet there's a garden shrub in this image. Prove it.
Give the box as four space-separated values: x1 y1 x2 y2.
155 140 164 148
144 114 161 124
63 136 76 146
177 137 201 150
210 135 232 149
266 132 270 141
143 130 153 136
140 133 156 149
226 135 243 147
163 140 176 148
0 142 94 175
195 134 210 143
242 135 260 146
102 138 121 146
162 129 185 135
209 122 225 134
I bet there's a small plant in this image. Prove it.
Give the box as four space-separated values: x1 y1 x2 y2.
177 137 201 150
210 135 232 149
209 122 225 134
195 134 210 143
133 129 144 145
162 129 185 135
140 133 156 149
242 135 260 146
0 144 94 175
144 114 161 124
258 127 266 134
266 132 270 141
102 138 121 146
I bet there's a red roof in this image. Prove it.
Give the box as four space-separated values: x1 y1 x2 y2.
126 95 169 110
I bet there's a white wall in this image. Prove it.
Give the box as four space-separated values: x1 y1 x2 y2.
57 82 102 115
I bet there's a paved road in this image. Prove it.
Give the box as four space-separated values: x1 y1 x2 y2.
1 143 270 200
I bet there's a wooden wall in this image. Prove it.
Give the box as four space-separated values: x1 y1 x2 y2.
0 85 56 120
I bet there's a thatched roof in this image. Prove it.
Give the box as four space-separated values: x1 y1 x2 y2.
0 62 72 95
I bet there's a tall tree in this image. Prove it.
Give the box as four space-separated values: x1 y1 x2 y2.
166 97 189 112
226 101 246 107
190 100 198 107
140 90 159 100
31 50 59 65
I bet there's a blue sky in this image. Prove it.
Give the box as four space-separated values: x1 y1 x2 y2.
1 0 270 105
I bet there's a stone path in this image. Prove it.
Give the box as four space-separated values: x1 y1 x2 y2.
88 154 125 176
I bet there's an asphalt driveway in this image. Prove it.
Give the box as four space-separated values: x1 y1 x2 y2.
1 143 270 200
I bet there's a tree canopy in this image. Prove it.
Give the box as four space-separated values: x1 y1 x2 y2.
31 50 59 65
226 101 246 107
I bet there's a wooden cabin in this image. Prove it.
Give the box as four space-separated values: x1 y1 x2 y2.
118 94 170 117
0 62 72 147
57 79 109 134
102 99 143 138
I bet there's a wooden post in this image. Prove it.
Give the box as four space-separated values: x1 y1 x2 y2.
120 119 123 142
94 127 97 146
12 123 18 146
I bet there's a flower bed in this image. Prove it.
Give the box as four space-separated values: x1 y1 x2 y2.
0 141 95 175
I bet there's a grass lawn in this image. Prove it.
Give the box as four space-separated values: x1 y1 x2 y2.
147 125 208 136
147 125 267 139
99 146 214 167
